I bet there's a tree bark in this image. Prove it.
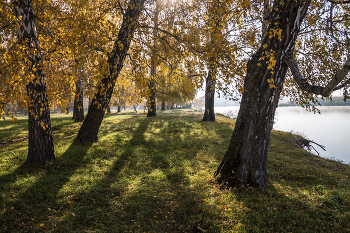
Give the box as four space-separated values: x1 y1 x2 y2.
147 1 159 117
75 0 146 142
161 101 165 110
202 70 215 121
13 0 55 164
215 0 311 188
147 77 157 116
72 73 84 121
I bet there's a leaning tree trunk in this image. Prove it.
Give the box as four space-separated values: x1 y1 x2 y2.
202 69 216 121
72 73 84 121
13 0 55 164
75 0 146 142
215 0 311 188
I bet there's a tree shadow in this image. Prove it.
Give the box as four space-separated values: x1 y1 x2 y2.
0 139 93 231
50 116 231 232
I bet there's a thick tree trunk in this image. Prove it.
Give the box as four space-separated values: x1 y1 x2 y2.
72 74 84 121
13 0 55 164
75 0 146 142
215 0 310 188
161 101 165 110
202 70 215 121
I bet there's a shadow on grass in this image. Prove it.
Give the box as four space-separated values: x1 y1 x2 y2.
5 113 343 232
0 140 93 232
49 116 229 232
0 118 28 144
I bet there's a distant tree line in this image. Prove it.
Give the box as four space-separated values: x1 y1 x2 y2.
279 97 350 107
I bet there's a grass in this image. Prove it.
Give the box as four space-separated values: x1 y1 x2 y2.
0 109 349 232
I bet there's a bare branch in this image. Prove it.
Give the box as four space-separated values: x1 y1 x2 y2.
284 54 350 97
327 0 350 4
0 24 11 31
34 15 55 38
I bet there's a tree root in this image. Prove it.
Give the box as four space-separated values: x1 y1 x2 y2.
292 136 326 155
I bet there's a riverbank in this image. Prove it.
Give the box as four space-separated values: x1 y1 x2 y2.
214 105 350 164
0 110 349 232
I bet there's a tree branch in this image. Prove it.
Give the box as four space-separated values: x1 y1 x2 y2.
284 54 350 97
0 24 11 31
327 0 350 4
34 15 55 38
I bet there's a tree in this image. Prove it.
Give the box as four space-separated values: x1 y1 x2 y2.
202 0 232 121
215 0 350 188
75 0 146 142
72 68 84 121
13 0 55 164
128 0 203 117
215 0 311 188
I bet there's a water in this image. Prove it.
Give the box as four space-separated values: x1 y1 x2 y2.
215 106 350 164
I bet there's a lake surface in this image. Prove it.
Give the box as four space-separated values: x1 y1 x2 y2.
215 106 350 164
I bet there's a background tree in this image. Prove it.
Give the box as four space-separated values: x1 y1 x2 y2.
75 0 146 142
201 0 234 121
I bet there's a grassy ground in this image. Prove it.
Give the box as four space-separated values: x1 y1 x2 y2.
0 109 349 232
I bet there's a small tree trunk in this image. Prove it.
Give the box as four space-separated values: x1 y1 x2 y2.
202 70 216 121
215 0 310 188
107 106 111 114
14 0 55 164
72 74 84 121
161 101 165 110
147 82 156 116
75 0 146 142
117 105 121 113
147 2 159 117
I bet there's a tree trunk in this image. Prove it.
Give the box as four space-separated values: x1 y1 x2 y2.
147 77 156 117
75 0 146 142
107 106 111 114
202 70 215 121
161 101 165 110
215 0 311 188
117 105 121 113
13 0 55 164
72 74 84 121
147 2 159 117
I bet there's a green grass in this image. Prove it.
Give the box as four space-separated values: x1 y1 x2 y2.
0 109 349 232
